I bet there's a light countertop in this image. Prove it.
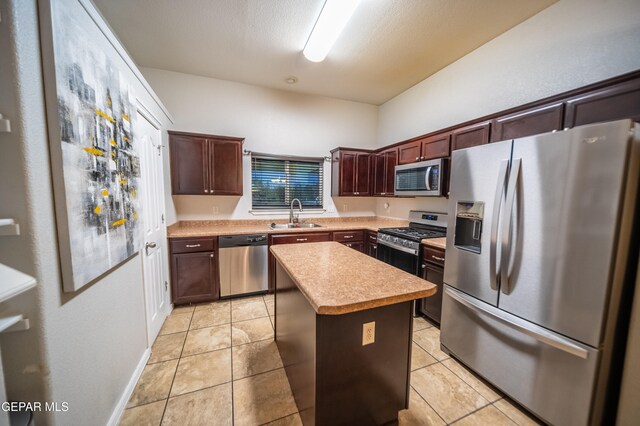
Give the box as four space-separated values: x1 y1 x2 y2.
421 237 447 250
167 216 409 238
270 241 437 315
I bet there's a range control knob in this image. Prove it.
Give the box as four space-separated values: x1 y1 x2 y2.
393 237 398 243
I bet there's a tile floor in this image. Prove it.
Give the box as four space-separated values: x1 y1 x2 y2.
120 295 541 426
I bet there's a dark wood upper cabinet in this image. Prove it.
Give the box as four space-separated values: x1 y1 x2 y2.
397 140 422 164
331 148 371 196
452 120 491 151
169 134 208 195
372 148 397 196
209 139 243 195
564 78 640 129
421 133 451 160
492 102 564 143
169 131 243 196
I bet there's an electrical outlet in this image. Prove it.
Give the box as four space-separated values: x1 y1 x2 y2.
212 206 219 214
362 321 375 346
342 204 348 212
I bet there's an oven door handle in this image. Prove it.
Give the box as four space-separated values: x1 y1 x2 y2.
377 239 418 255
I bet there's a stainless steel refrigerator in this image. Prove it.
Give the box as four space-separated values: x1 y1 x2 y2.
441 119 640 425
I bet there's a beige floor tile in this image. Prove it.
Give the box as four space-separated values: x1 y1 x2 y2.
494 399 542 426
398 388 445 426
232 317 274 346
119 400 166 426
442 358 501 402
233 368 297 425
159 313 192 335
263 412 303 425
148 332 186 364
411 363 489 423
190 306 231 329
162 383 232 426
127 360 178 408
172 305 195 314
265 298 275 316
453 405 517 425
232 295 265 306
413 316 432 332
232 299 269 322
413 327 449 361
263 293 274 302
232 339 283 379
182 325 231 356
171 348 232 396
195 300 230 312
411 342 438 371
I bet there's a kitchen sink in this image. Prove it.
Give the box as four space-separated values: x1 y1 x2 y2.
269 223 323 229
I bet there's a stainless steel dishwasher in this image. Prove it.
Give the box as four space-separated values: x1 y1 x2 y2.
218 234 268 297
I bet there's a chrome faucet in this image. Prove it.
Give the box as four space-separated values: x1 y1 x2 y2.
289 198 303 224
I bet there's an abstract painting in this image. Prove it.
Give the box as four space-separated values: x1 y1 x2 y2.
45 1 141 291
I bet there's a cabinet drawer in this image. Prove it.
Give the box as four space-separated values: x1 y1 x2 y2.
271 232 332 245
423 247 445 267
170 238 215 254
332 230 364 243
366 231 378 243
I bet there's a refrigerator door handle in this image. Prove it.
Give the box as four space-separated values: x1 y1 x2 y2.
489 159 509 290
425 166 432 191
445 287 589 359
500 158 521 295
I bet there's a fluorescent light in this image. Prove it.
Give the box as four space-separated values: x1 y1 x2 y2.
303 0 363 63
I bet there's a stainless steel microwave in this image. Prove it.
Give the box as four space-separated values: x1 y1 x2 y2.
395 158 447 196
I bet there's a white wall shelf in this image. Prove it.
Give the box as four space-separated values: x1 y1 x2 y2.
0 263 36 304
0 219 20 236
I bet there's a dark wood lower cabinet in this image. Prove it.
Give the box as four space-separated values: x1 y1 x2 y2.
419 246 445 324
275 260 412 425
366 231 378 258
169 237 219 305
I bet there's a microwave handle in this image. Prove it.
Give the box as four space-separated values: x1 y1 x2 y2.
425 166 432 191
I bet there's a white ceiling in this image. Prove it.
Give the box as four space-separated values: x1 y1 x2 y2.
93 0 557 105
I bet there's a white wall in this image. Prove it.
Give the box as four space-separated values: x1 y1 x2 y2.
0 0 172 424
141 68 379 224
376 0 640 219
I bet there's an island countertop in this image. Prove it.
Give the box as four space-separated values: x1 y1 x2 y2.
270 241 437 315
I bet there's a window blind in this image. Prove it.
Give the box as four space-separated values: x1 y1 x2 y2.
251 155 324 209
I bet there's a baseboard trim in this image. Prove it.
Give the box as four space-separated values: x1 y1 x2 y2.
107 348 151 426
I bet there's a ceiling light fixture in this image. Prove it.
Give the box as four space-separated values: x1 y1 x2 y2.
303 0 363 63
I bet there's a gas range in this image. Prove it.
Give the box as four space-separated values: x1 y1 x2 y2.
377 211 447 256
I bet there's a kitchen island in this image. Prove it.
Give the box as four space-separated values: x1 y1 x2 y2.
271 242 436 426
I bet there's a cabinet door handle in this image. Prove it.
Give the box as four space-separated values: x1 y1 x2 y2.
415 156 419 161
422 263 427 268
210 253 214 258
204 189 209 193
346 243 352 247
185 244 201 248
431 255 445 262
373 245 377 249
296 238 308 242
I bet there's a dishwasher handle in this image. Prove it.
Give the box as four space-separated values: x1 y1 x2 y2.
219 234 268 248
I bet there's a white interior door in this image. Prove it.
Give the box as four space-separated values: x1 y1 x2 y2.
136 105 169 345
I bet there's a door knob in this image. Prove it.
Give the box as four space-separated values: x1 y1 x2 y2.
145 242 157 255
